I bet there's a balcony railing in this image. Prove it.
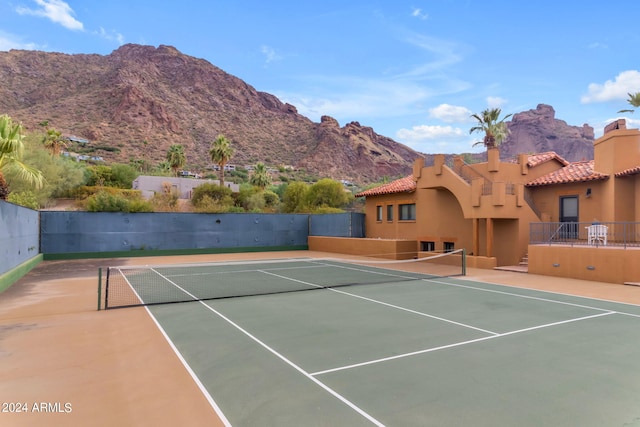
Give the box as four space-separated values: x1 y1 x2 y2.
530 222 640 248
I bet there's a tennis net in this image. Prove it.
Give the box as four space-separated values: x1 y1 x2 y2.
101 249 465 309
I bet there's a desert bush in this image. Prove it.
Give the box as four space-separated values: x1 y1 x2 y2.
7 191 39 210
85 190 152 212
192 183 233 206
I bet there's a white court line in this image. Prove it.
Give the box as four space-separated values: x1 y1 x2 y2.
320 261 627 315
143 305 233 426
425 277 626 313
261 270 498 335
166 263 327 278
440 276 640 314
139 269 233 426
149 268 385 427
311 311 616 376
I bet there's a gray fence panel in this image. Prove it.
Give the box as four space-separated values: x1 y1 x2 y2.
309 213 365 237
40 212 310 254
0 201 40 275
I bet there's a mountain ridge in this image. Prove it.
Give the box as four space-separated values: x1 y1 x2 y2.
0 44 595 183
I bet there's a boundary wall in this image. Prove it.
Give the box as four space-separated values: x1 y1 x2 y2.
528 244 640 284
38 211 364 258
0 205 365 292
0 201 41 292
309 236 417 259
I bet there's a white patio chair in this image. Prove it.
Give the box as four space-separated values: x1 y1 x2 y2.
587 224 607 246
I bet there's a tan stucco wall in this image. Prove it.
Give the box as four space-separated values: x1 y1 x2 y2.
363 194 419 240
308 236 417 259
594 127 640 175
529 181 605 223
528 245 640 284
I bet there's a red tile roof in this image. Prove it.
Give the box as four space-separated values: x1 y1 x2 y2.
527 151 570 167
526 160 609 187
355 175 415 197
615 166 640 177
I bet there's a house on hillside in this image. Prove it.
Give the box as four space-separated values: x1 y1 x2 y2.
65 135 89 144
132 175 239 199
354 119 640 284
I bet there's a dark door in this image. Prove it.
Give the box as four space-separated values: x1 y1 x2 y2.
560 196 579 239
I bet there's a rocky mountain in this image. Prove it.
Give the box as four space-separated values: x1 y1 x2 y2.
501 104 594 161
0 44 596 184
0 44 420 183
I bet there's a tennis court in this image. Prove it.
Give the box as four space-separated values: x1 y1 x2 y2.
100 253 640 426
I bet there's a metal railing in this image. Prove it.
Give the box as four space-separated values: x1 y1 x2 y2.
530 222 640 248
448 158 489 186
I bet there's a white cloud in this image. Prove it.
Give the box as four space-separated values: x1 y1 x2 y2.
487 96 507 108
261 45 282 64
428 104 471 123
581 70 640 103
16 0 83 31
277 74 437 122
398 33 463 77
411 8 428 20
395 124 477 153
0 33 40 51
95 27 125 45
396 124 464 140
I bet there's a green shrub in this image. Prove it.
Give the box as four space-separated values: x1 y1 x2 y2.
126 198 154 213
263 190 280 207
245 192 265 211
310 205 344 214
192 183 233 207
7 191 40 210
85 190 152 212
85 191 129 212
193 194 232 213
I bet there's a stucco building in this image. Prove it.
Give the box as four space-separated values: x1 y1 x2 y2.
351 119 640 284
132 175 239 199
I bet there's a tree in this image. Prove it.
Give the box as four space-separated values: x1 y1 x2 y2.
282 181 309 213
0 114 44 200
469 108 512 149
249 162 271 189
42 127 67 157
166 144 186 177
5 134 85 206
618 92 640 114
209 134 234 187
306 178 352 211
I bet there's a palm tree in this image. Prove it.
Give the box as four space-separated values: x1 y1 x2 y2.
42 127 67 157
166 144 186 177
618 92 640 114
250 162 271 189
469 108 512 149
0 114 44 200
209 134 234 187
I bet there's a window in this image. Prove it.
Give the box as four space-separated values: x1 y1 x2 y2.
420 241 435 251
376 205 383 221
444 242 455 252
399 203 416 220
386 205 394 222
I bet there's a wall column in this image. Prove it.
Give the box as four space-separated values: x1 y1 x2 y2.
486 217 494 258
473 218 480 256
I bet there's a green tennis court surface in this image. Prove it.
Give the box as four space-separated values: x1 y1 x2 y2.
105 258 640 426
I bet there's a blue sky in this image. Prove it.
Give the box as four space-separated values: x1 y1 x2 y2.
1 0 639 154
